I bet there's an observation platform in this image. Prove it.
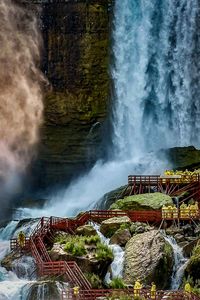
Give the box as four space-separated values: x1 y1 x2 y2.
125 174 200 201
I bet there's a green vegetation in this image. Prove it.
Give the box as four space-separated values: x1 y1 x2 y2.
64 240 86 256
109 277 126 289
85 272 103 288
95 243 113 261
55 234 113 261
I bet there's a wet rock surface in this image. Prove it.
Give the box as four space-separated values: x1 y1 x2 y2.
100 216 132 237
124 230 174 289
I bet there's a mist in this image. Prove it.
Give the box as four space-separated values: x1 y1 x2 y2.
0 0 44 218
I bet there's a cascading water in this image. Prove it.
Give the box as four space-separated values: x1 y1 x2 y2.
112 0 200 157
164 234 188 290
92 223 124 284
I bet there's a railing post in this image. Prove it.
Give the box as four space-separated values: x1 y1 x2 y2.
50 216 52 228
41 217 44 228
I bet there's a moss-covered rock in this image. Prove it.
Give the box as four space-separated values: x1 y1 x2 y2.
164 146 200 170
75 224 97 237
50 234 113 278
110 193 173 211
100 216 132 237
124 230 174 289
185 244 200 281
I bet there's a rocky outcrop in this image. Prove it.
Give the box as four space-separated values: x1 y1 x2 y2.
100 216 132 237
76 224 97 237
124 230 174 289
20 0 112 190
110 228 131 246
50 243 112 277
110 193 173 211
163 146 200 170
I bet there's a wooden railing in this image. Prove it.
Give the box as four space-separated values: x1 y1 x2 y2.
128 174 200 185
10 209 200 295
61 288 200 300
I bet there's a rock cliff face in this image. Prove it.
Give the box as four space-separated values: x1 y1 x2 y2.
21 0 112 190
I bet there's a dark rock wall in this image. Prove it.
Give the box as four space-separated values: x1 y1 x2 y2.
24 0 112 190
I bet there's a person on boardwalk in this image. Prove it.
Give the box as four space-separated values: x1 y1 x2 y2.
17 231 25 249
184 282 192 298
134 279 142 297
162 205 168 219
73 286 80 299
180 202 187 218
172 205 178 219
150 282 156 299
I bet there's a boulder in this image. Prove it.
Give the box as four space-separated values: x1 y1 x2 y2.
164 146 200 170
110 193 173 211
183 239 199 257
100 216 131 237
110 229 131 246
124 230 174 289
76 225 97 237
130 222 153 235
174 234 185 243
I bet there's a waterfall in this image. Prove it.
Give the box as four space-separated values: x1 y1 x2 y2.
112 0 200 159
164 234 188 290
92 223 125 284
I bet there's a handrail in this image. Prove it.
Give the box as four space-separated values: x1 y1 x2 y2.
128 174 200 185
61 288 200 300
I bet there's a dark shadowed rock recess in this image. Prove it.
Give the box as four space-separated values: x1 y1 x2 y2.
17 0 112 191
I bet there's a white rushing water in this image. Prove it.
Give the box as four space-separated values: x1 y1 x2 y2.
0 221 31 300
164 234 188 290
92 223 124 284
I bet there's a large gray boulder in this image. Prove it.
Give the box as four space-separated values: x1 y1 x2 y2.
124 230 174 289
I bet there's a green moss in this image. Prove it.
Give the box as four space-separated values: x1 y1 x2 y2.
110 193 173 211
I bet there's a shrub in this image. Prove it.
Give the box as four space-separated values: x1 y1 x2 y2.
95 243 113 260
85 235 100 245
109 277 126 289
64 237 86 256
85 272 103 288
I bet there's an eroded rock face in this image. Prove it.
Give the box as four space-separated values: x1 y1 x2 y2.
100 216 132 237
19 0 112 190
124 230 174 289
